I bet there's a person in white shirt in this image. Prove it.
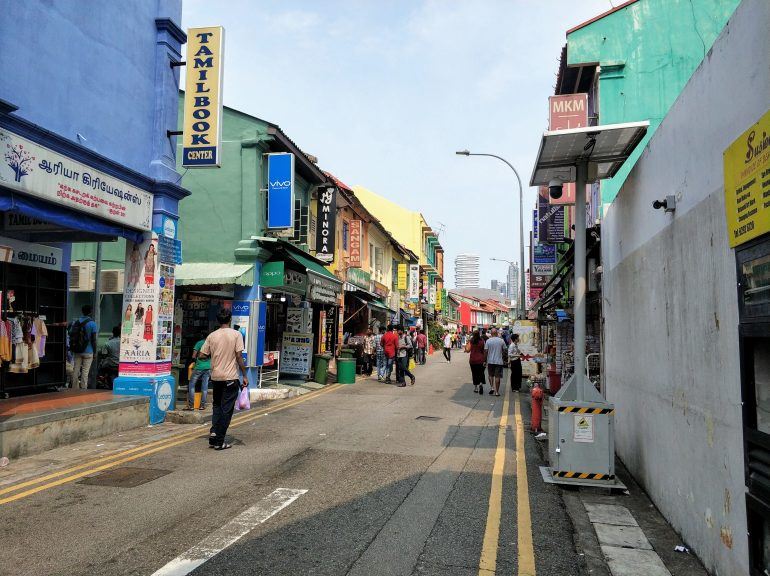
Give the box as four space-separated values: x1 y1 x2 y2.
484 328 506 396
442 332 452 362
508 333 523 392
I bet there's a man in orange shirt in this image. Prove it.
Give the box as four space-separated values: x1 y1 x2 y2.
380 325 399 384
199 308 248 450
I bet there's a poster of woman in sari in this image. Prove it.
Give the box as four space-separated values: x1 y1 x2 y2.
144 244 157 287
122 304 133 344
128 243 142 285
144 305 154 341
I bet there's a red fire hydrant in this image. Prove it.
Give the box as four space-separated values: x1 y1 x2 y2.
531 384 544 433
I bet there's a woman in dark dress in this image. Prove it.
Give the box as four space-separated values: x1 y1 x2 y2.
467 330 486 394
509 333 523 392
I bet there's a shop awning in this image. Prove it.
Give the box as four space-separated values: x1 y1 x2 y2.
370 299 395 314
284 247 342 286
174 262 254 286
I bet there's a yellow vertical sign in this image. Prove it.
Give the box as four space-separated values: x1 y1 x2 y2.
397 263 408 290
183 26 224 168
435 288 442 311
724 108 770 247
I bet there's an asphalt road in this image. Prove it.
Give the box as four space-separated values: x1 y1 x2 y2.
0 353 584 576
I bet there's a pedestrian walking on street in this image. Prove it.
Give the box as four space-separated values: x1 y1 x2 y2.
443 331 452 362
467 330 486 394
199 308 248 450
381 325 399 384
375 327 386 381
509 334 523 392
397 329 415 387
484 327 506 396
416 329 427 364
363 328 376 376
69 304 98 389
186 331 211 410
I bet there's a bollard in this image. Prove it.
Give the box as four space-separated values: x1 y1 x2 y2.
531 385 544 433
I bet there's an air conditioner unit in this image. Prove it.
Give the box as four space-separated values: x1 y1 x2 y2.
100 269 125 294
69 261 95 291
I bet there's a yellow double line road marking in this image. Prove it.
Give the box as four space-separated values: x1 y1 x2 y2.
478 392 536 575
0 384 343 506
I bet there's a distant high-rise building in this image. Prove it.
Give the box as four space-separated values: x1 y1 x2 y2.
499 282 507 298
455 254 480 289
490 279 499 291
507 263 519 303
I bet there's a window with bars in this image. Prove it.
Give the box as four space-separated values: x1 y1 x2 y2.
342 221 349 251
291 199 309 246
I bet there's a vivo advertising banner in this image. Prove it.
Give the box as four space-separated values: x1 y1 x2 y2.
267 153 295 229
183 26 225 167
315 185 336 262
0 127 152 230
548 94 588 205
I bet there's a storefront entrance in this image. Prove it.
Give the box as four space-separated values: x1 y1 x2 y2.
738 235 770 575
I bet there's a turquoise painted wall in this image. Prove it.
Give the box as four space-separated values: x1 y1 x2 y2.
567 0 739 205
175 99 312 264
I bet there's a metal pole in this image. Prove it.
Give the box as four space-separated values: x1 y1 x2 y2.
574 162 587 402
518 175 525 320
93 242 103 331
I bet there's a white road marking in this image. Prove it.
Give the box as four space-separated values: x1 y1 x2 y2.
151 487 307 576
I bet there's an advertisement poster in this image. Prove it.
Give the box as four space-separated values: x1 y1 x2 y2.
267 153 295 229
155 264 175 368
231 300 251 364
281 332 313 375
408 264 419 301
511 320 539 377
119 235 171 376
724 107 770 247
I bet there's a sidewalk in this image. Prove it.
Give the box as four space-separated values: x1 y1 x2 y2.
532 395 710 576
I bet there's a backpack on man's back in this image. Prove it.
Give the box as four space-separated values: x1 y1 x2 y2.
69 318 91 354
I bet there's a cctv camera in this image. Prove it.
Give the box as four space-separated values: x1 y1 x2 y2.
548 178 564 200
652 199 666 210
652 195 677 213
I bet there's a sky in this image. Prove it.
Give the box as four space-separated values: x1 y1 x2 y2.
182 0 614 289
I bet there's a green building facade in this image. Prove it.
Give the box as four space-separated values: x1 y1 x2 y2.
564 0 740 206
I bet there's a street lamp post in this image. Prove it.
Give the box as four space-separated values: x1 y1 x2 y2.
456 150 526 320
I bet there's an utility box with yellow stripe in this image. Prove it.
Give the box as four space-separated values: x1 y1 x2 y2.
540 375 625 489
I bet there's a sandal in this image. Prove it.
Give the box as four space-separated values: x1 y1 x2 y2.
495 392 501 397
214 443 232 451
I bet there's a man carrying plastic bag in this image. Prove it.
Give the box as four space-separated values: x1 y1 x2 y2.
199 308 248 451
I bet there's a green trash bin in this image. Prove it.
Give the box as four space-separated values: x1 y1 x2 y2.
339 348 354 359
313 354 332 385
337 357 356 384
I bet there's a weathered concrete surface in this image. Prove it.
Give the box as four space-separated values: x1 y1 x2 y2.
601 1 768 573
0 398 149 459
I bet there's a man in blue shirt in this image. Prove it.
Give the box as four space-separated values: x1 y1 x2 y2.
70 304 98 389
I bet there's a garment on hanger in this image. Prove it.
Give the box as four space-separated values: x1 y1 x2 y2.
32 318 47 358
9 317 23 345
8 342 28 373
0 320 11 362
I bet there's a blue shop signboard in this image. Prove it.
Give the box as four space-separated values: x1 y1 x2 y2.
533 244 557 264
267 153 294 229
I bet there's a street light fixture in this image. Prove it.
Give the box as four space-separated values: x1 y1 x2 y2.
455 150 526 320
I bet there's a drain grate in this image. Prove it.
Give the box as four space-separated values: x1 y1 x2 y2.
416 415 442 421
78 467 171 488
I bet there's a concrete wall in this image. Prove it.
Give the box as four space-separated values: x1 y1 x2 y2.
0 0 183 179
567 0 739 206
601 1 768 573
